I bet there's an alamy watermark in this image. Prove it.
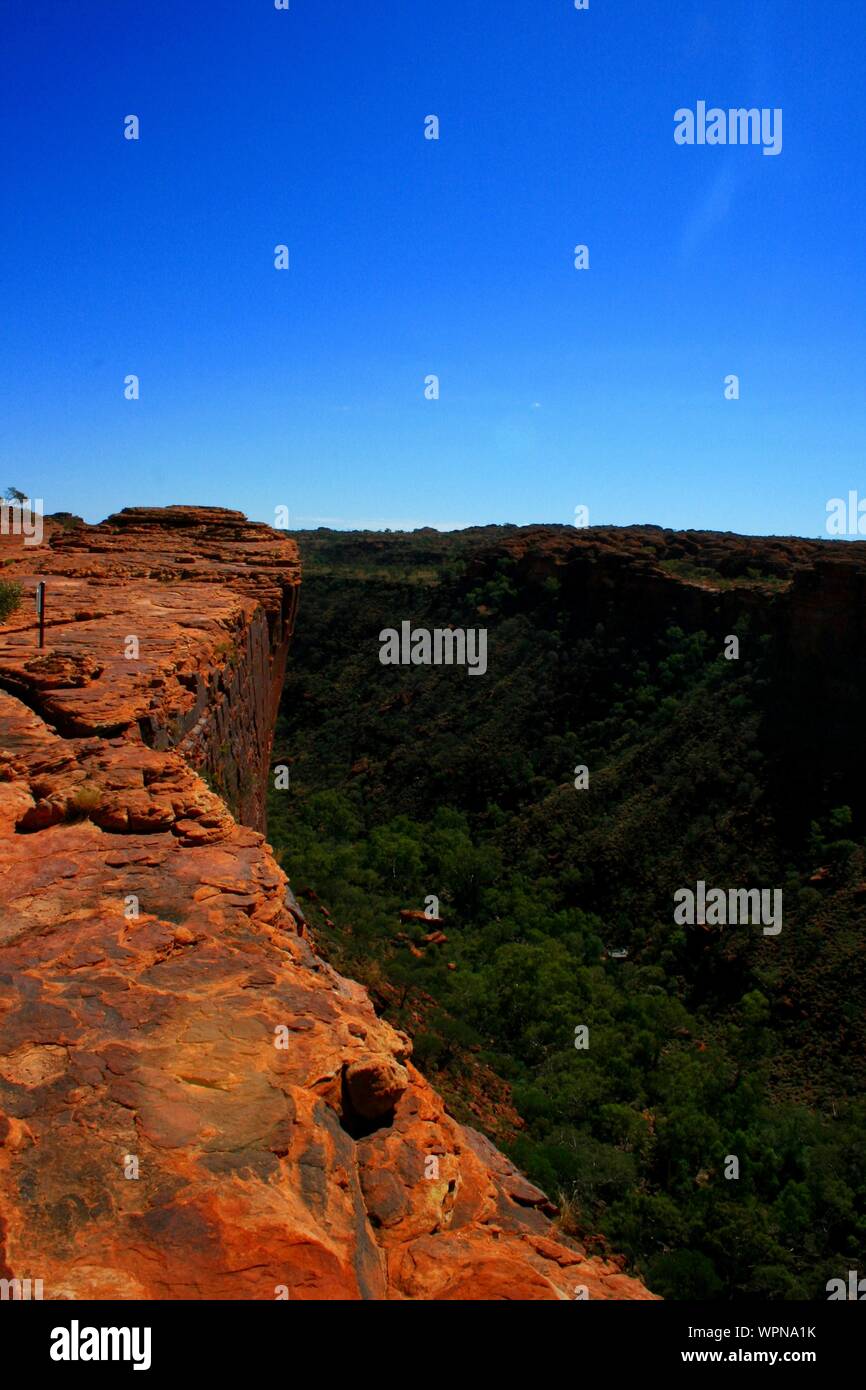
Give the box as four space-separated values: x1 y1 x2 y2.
1 1276 43 1300
379 622 487 676
674 102 782 157
826 492 866 536
50 1321 152 1371
0 496 43 546
674 881 782 936
827 1271 866 1300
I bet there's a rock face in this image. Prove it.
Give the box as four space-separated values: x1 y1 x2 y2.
0 507 299 831
463 524 866 799
0 508 654 1301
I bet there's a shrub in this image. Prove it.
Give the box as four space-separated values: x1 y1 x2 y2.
0 580 22 622
69 785 102 817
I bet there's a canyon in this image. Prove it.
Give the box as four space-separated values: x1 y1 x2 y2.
264 520 866 1298
0 506 654 1301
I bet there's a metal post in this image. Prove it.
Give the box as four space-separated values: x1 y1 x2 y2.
36 581 45 649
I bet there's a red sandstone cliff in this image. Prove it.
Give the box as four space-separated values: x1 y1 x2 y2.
0 508 654 1301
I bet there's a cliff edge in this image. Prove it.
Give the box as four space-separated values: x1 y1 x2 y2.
0 508 654 1300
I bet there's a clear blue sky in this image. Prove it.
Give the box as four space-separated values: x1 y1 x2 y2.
1 0 864 536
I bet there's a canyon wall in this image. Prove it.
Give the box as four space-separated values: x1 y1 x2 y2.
466 523 866 642
465 524 866 795
0 508 653 1300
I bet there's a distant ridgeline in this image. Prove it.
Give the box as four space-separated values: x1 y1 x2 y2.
269 524 866 1301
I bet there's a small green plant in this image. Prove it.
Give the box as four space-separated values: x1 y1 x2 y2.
214 638 239 664
0 580 22 622
69 784 102 817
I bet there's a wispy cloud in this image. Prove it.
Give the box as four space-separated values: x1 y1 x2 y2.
680 164 740 258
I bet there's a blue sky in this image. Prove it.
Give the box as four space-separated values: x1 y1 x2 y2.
1 0 864 536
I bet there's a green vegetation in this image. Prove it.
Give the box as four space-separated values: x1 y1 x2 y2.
0 580 22 622
214 638 239 662
268 529 866 1300
68 784 102 817
658 558 789 590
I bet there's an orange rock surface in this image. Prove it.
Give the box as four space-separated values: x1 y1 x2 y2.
0 508 655 1300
